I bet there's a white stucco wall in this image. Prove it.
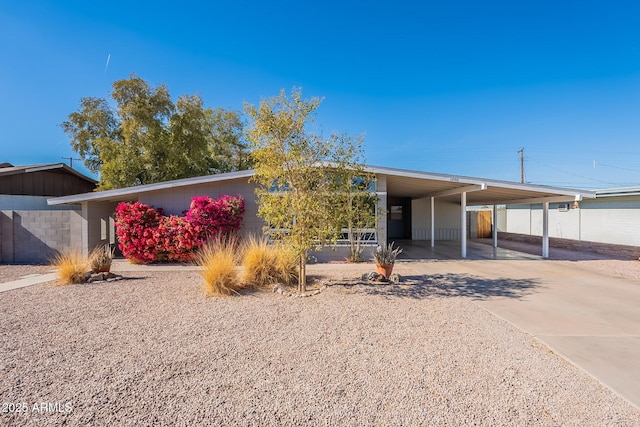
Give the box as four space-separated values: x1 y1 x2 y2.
580 197 640 246
503 196 640 246
82 201 117 255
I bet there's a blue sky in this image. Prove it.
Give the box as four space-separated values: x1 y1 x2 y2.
1 1 639 189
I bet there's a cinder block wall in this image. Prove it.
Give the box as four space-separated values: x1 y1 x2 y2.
0 210 82 263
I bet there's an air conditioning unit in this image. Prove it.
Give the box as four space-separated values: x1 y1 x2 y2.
558 203 569 212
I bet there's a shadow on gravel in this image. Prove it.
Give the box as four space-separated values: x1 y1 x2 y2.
333 273 540 300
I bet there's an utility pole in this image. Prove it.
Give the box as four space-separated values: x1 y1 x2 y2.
61 157 81 168
518 148 525 183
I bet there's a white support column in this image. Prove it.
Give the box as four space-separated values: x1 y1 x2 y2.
461 192 467 258
492 204 498 248
542 201 549 258
430 196 435 248
81 201 89 257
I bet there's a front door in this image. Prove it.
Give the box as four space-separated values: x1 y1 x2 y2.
387 197 411 240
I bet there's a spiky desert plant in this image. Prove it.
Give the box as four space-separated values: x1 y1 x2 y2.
242 235 279 288
196 237 241 297
89 245 114 272
51 250 88 285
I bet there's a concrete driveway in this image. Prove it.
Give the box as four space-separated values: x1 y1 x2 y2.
401 258 640 409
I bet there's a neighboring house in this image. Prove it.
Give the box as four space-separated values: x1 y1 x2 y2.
501 186 640 248
49 166 594 261
0 163 97 263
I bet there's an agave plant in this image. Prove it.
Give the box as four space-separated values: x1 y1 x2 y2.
373 242 403 265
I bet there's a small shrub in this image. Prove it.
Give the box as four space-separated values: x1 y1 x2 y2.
242 236 298 288
52 250 88 285
115 195 245 264
347 246 365 263
197 237 242 297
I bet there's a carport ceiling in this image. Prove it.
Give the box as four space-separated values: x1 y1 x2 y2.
370 166 595 205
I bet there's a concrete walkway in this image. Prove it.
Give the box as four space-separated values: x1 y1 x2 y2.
401 258 640 410
0 272 58 293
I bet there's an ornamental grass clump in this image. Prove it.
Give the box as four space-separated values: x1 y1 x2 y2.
242 236 298 288
274 245 298 286
52 250 88 285
242 236 279 288
197 237 242 297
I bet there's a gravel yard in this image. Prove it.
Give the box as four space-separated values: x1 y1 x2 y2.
1 266 639 426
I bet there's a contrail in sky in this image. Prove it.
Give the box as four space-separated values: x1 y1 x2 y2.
104 53 111 73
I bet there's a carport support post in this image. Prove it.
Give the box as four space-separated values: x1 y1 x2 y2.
542 201 549 258
492 204 498 248
461 192 467 258
430 196 435 248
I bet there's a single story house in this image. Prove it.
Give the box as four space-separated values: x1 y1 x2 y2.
48 166 595 261
1 163 97 263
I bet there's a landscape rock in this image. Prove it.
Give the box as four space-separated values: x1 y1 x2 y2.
389 273 403 284
86 271 122 283
362 272 378 281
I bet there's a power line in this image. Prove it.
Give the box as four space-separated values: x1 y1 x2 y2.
528 159 619 185
597 163 640 173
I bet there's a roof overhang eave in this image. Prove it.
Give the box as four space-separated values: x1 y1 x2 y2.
497 193 595 206
48 169 255 206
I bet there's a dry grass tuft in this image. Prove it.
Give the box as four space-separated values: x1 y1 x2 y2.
196 237 242 297
242 236 298 288
51 250 88 285
274 245 298 286
242 236 278 288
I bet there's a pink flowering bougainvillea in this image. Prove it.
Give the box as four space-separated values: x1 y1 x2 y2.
115 195 244 264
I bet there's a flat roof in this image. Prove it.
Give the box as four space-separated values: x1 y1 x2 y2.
48 166 595 206
594 186 640 198
366 165 595 205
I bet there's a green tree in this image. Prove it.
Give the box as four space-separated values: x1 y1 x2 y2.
245 88 372 292
329 135 378 262
62 74 249 190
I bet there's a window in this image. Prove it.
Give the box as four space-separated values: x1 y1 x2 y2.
390 205 403 221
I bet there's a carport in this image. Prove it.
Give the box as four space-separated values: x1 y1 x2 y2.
370 166 596 259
